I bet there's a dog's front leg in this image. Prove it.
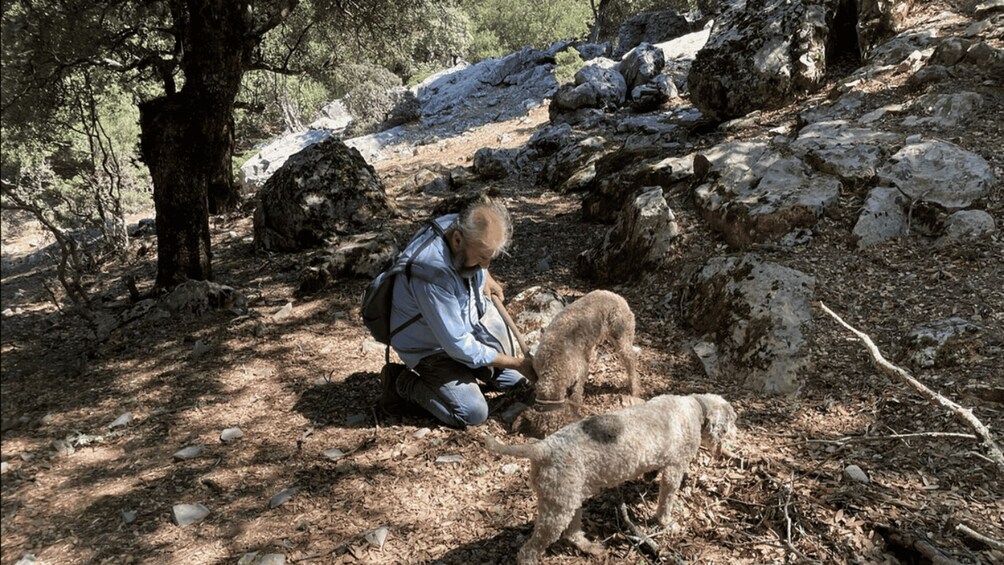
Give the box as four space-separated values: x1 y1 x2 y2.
654 464 686 526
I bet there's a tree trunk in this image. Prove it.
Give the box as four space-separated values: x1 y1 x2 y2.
140 95 214 287
138 0 252 288
589 0 612 43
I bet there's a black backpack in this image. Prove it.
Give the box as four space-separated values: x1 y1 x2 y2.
361 220 446 357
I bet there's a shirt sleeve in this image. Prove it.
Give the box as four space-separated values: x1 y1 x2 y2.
411 278 498 368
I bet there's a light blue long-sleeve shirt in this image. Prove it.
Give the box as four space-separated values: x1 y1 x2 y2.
389 214 501 369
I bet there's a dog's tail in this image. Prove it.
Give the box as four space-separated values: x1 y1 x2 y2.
483 434 547 461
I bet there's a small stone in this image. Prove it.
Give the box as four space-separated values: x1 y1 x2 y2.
268 486 301 509
843 464 870 483
435 454 464 464
535 255 551 273
191 340 211 359
173 445 205 461
20 452 34 462
364 526 389 549
108 412 133 429
0 461 8 474
51 439 75 456
14 554 40 565
122 510 137 524
414 428 431 439
220 427 244 443
322 448 345 461
238 553 286 565
272 302 293 320
172 503 210 526
501 463 521 475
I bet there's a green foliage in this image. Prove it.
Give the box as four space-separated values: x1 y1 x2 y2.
554 48 586 85
461 0 593 61
233 2 470 149
235 72 330 149
1 76 151 237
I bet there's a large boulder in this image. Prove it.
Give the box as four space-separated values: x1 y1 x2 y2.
902 317 983 370
549 59 627 118
540 136 609 192
630 73 679 112
578 187 679 283
688 0 842 120
684 255 815 394
857 0 915 58
160 281 247 317
877 141 995 210
580 146 684 223
613 10 693 58
935 210 997 247
694 142 841 247
418 46 560 131
297 232 398 296
853 187 908 248
253 138 395 252
472 147 519 180
240 129 334 192
790 120 898 183
620 43 667 93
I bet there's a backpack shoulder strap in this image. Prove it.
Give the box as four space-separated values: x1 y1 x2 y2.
386 219 449 360
404 219 448 280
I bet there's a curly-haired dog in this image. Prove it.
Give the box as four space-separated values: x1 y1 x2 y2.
486 393 736 565
513 289 639 438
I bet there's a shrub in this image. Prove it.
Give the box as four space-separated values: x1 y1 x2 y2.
554 48 586 85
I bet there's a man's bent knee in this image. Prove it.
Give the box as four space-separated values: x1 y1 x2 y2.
449 395 489 428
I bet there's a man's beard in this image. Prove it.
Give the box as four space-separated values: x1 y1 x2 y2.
451 248 481 279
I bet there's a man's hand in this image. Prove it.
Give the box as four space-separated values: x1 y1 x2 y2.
484 271 504 302
491 352 536 382
518 355 537 382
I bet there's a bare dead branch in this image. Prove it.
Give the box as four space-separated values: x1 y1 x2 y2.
955 523 1004 551
805 432 978 445
876 525 963 565
818 302 1004 473
618 502 660 560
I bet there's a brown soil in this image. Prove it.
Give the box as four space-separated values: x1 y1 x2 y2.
2 3 1003 564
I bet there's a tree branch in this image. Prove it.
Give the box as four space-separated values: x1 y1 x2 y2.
253 0 301 38
805 432 978 445
618 503 660 560
954 523 1004 551
818 302 1004 473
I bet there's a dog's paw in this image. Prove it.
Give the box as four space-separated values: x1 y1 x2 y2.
566 532 605 556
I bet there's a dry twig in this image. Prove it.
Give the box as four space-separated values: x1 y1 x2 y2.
818 302 1004 473
954 522 1004 551
805 432 977 445
618 502 660 560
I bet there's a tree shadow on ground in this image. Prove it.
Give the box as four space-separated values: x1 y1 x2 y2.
429 475 672 565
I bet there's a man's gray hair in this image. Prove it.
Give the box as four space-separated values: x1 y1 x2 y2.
457 199 512 257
